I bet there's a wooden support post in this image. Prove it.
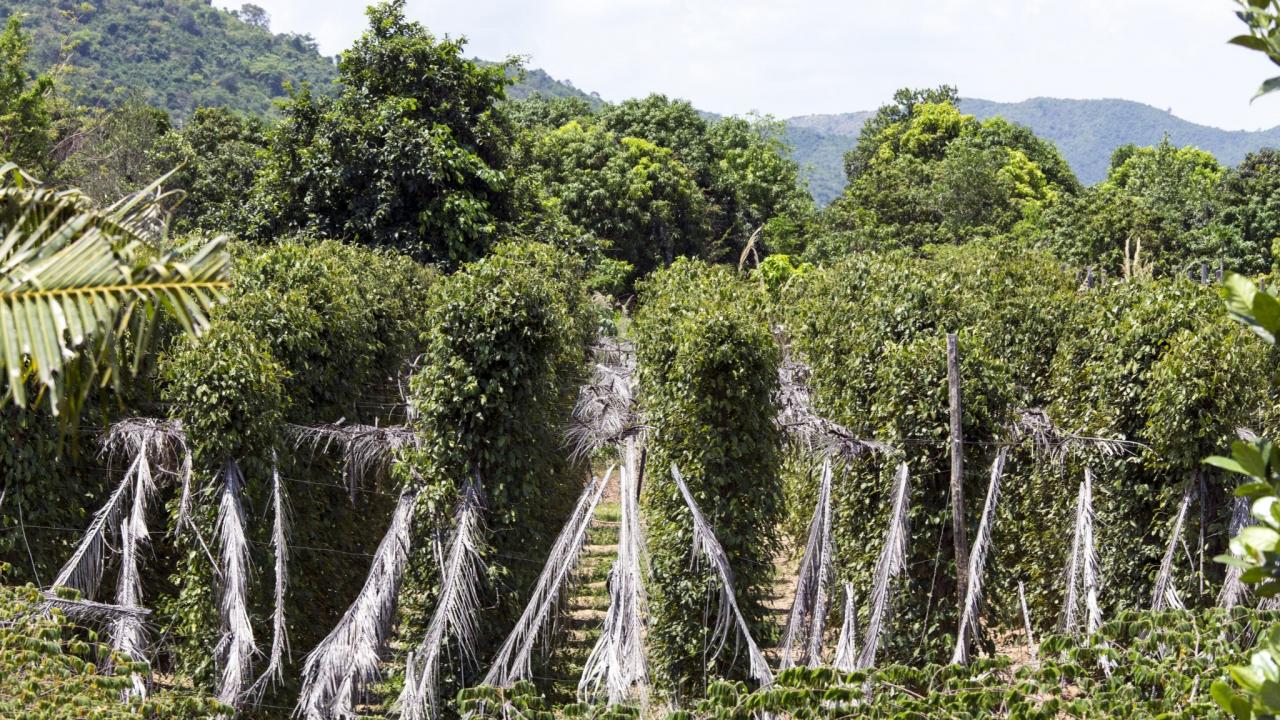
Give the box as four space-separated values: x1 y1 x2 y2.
947 333 969 611
1217 260 1224 283
1200 263 1209 284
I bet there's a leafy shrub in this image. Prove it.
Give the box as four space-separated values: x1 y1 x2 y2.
395 240 593 676
633 259 783 698
0 579 224 718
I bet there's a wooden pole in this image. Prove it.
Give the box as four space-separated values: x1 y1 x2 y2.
947 333 969 611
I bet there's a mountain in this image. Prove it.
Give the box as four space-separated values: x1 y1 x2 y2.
3 0 338 121
506 66 605 108
786 98 1280 205
958 97 1280 185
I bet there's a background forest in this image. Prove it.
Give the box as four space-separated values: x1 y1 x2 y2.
4 1 1280 719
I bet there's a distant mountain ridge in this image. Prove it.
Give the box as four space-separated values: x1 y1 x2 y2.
785 98 1280 204
506 70 1280 205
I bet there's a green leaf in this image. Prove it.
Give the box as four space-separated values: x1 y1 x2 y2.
1230 34 1272 51
1256 75 1280 100
1239 526 1280 551
1210 456 1253 476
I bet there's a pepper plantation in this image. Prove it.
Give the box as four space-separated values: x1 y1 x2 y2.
5 194 1280 719
8 1 1280 719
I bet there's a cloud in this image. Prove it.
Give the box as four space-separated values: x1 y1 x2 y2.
219 0 1280 130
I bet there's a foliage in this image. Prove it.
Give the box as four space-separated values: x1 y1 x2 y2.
247 1 514 267
151 106 267 236
460 606 1268 719
0 164 231 414
1219 149 1280 274
782 240 1274 663
842 86 959 185
1022 138 1275 277
528 120 710 284
1207 272 1280 717
0 0 337 122
823 95 1079 251
0 16 52 170
395 240 592 695
1230 0 1280 98
0 579 225 718
633 259 782 698
221 238 433 421
49 97 171 205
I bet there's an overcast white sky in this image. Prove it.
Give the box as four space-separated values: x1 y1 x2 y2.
216 0 1280 131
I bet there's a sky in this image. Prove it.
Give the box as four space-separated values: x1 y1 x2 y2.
217 0 1280 131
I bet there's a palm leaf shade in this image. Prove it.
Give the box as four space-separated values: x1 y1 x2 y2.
0 162 230 412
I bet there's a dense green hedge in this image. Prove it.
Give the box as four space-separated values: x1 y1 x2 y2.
782 240 1277 664
633 259 783 699
393 241 594 695
153 239 433 707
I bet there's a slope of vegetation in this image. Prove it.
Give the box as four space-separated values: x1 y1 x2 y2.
1 0 337 120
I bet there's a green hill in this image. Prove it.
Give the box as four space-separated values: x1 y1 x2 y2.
2 0 338 121
787 98 1280 204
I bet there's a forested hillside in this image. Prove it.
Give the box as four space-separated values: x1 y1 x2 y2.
1 0 337 119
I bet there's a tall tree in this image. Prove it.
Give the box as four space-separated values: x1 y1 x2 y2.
248 0 515 267
0 17 52 170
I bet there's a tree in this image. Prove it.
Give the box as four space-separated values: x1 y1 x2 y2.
1218 148 1280 273
239 3 270 31
50 97 172 205
843 85 958 183
601 95 713 184
825 95 1075 250
530 120 710 283
0 16 52 170
706 115 813 256
248 0 515 267
0 164 230 413
151 106 267 235
1105 139 1242 274
1230 0 1280 97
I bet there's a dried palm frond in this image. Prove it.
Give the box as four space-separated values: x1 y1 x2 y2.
780 458 834 669
1008 409 1140 462
832 583 858 672
567 340 640 459
485 473 611 687
112 442 158 699
1151 477 1196 612
248 459 290 703
51 455 140 597
1018 581 1037 662
297 488 420 720
1063 469 1103 635
951 448 1008 664
671 464 773 688
579 437 650 706
857 462 911 669
398 477 487 720
214 460 257 710
777 358 891 461
1219 497 1252 610
40 594 151 623
290 422 416 501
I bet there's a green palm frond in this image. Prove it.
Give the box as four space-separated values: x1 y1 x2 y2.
0 162 231 412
